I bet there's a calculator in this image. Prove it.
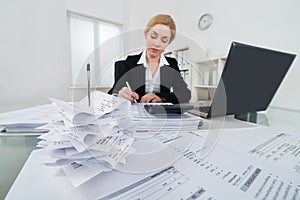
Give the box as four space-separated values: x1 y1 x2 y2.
144 104 194 114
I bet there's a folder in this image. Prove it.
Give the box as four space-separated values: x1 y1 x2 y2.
0 123 49 133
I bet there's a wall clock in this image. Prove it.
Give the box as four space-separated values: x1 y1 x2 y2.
198 13 214 30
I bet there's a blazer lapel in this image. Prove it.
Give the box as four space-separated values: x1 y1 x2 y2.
129 64 145 94
160 65 173 93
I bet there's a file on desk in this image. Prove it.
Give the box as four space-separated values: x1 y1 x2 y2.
130 104 203 132
50 91 130 126
0 104 61 135
0 123 49 133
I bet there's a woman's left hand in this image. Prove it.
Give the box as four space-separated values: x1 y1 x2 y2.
140 93 163 103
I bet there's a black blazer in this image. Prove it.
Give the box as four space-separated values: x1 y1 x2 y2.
108 53 191 103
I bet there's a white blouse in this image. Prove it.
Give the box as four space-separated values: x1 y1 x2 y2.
137 50 169 93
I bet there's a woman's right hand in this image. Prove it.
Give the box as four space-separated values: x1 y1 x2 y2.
118 87 139 103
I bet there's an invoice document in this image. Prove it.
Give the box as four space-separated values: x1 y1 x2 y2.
5 126 300 200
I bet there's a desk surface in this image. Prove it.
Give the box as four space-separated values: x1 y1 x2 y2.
0 106 299 200
0 136 39 200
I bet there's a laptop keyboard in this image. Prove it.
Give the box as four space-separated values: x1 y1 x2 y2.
188 105 210 117
199 106 210 113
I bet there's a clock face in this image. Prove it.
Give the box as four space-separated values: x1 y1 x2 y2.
198 13 214 30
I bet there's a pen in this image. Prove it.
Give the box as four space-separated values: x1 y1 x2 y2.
126 81 137 103
87 63 91 107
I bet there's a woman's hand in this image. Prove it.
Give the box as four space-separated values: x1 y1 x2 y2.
118 87 139 103
140 93 163 103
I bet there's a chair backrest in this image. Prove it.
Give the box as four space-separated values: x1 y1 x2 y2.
114 60 127 83
108 60 127 94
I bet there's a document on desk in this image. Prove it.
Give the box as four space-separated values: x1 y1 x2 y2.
38 124 136 187
6 127 300 200
216 126 300 175
130 104 202 132
0 104 61 135
39 113 133 145
0 123 49 133
37 92 138 187
50 91 131 126
0 104 60 124
97 130 300 200
248 131 300 174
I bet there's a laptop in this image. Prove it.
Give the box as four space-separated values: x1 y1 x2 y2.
189 41 296 118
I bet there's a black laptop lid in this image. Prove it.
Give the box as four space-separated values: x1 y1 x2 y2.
208 41 296 117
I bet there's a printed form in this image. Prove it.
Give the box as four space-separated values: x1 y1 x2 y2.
5 122 300 199
97 129 300 200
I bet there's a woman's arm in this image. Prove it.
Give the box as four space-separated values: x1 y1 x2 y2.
158 58 191 103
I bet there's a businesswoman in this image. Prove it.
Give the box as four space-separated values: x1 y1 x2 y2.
108 14 191 104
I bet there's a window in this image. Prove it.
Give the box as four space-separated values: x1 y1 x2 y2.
68 12 122 87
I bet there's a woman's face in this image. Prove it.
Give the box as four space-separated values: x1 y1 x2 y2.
145 24 171 58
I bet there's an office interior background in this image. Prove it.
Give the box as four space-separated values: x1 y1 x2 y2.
0 0 299 113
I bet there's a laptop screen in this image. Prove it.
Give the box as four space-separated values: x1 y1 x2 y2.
208 41 296 118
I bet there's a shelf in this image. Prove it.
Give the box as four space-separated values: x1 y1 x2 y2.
192 57 226 65
165 47 191 87
194 85 217 89
191 56 227 101
68 86 110 89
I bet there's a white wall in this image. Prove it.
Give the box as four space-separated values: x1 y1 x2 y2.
0 0 125 112
123 0 300 111
65 0 124 24
0 0 69 112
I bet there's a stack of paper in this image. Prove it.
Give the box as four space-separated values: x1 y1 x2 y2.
0 104 61 134
1 123 49 133
34 92 202 187
50 91 131 126
37 91 136 187
130 104 202 132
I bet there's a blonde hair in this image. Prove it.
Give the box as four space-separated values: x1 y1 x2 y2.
144 14 176 43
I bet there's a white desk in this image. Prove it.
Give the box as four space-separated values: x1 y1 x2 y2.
1 106 300 199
